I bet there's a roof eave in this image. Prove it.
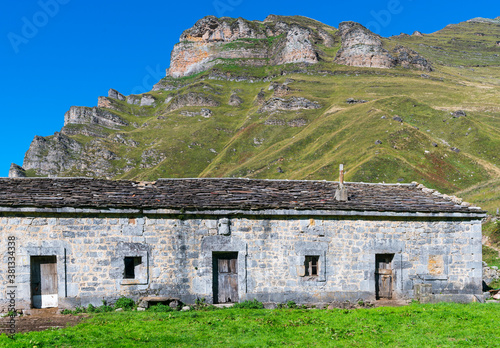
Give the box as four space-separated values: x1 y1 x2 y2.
0 206 487 219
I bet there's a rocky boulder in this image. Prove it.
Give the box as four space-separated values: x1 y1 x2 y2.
259 97 321 113
346 98 367 104
483 263 500 285
392 45 433 71
140 95 156 107
256 89 266 105
452 110 467 118
228 92 243 106
180 108 213 118
166 92 220 112
269 82 291 97
126 95 140 105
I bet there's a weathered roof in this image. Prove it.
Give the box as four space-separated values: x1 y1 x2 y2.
0 177 483 215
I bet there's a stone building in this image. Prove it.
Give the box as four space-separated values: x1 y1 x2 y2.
0 177 485 311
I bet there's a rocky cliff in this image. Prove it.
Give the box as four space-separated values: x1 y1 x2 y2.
168 15 331 77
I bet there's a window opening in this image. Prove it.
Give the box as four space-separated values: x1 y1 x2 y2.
304 256 319 276
124 257 141 279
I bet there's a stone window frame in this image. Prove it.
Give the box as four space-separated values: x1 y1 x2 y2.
112 242 149 286
295 242 328 282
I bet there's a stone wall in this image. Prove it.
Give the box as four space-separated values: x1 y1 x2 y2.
0 212 482 311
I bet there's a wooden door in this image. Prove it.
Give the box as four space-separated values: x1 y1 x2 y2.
375 254 394 299
213 253 238 304
31 256 58 308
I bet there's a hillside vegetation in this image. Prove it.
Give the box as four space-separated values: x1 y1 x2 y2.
15 16 500 213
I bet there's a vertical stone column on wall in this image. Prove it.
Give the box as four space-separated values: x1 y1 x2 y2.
470 220 483 294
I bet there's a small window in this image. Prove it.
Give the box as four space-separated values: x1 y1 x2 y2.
304 256 319 276
124 257 142 279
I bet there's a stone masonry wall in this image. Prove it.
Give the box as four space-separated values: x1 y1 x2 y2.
0 212 482 311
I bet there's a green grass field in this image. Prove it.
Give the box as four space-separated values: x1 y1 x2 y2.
2 303 499 347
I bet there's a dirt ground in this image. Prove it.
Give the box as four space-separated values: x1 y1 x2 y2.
0 308 86 334
0 300 409 335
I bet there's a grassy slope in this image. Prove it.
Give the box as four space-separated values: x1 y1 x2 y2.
29 18 500 213
2 304 500 347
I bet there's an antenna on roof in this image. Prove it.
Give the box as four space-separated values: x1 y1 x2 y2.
335 164 348 201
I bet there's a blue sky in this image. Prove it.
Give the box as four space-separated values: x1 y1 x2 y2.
1 0 498 177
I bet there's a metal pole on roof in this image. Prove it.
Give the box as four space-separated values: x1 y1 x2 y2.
339 164 344 186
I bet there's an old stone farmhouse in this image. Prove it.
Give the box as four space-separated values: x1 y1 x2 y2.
0 177 485 311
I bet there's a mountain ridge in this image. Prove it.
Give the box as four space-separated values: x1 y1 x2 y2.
10 15 500 213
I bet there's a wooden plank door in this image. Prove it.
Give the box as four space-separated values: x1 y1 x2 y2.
375 254 394 299
213 253 238 304
31 256 58 308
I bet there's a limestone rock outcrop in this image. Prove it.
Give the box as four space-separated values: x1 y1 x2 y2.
180 108 213 118
259 97 321 113
166 92 220 112
23 133 83 176
127 95 140 105
64 106 129 129
228 92 243 106
392 45 432 72
269 82 291 97
108 88 126 101
22 133 119 177
9 163 26 178
140 95 156 107
98 89 126 109
335 21 396 69
335 22 432 71
97 96 114 109
168 16 326 78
